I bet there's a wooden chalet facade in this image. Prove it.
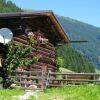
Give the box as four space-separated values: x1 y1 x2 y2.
0 11 69 89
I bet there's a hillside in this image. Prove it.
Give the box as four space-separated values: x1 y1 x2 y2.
57 15 100 69
57 44 95 73
0 0 96 72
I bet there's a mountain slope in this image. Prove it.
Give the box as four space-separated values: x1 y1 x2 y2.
57 15 100 69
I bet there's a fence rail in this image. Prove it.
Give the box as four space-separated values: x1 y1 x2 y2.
49 72 100 76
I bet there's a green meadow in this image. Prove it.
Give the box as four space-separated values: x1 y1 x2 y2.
0 89 24 100
0 85 100 100
29 85 100 100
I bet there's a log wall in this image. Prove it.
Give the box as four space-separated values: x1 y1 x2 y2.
12 31 57 73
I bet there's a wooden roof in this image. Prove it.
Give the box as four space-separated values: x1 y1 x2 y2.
0 11 70 44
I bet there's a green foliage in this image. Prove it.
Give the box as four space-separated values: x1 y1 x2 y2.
3 41 38 88
56 57 64 70
0 0 22 13
28 35 37 46
57 44 95 73
4 42 38 72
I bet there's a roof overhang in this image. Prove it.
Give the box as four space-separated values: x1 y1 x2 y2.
0 11 70 44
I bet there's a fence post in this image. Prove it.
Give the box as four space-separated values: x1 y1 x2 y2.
46 70 51 87
41 65 48 89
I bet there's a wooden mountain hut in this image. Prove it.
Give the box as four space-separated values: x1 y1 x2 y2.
0 11 69 89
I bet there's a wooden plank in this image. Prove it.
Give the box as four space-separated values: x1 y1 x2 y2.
16 76 43 79
13 37 29 45
39 44 56 51
37 62 56 69
47 84 80 87
37 49 55 58
48 79 100 82
31 64 42 68
14 36 37 47
13 70 42 74
47 42 54 47
39 56 56 64
16 82 42 85
17 35 27 39
47 64 57 69
19 87 44 90
49 72 100 76
48 68 56 71
37 46 55 54
46 45 56 51
28 69 42 71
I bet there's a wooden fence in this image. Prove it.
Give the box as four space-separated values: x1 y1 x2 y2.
12 70 46 90
47 71 100 87
11 70 100 89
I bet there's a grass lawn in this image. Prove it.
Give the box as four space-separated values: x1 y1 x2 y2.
0 85 100 100
0 89 24 100
29 85 100 100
